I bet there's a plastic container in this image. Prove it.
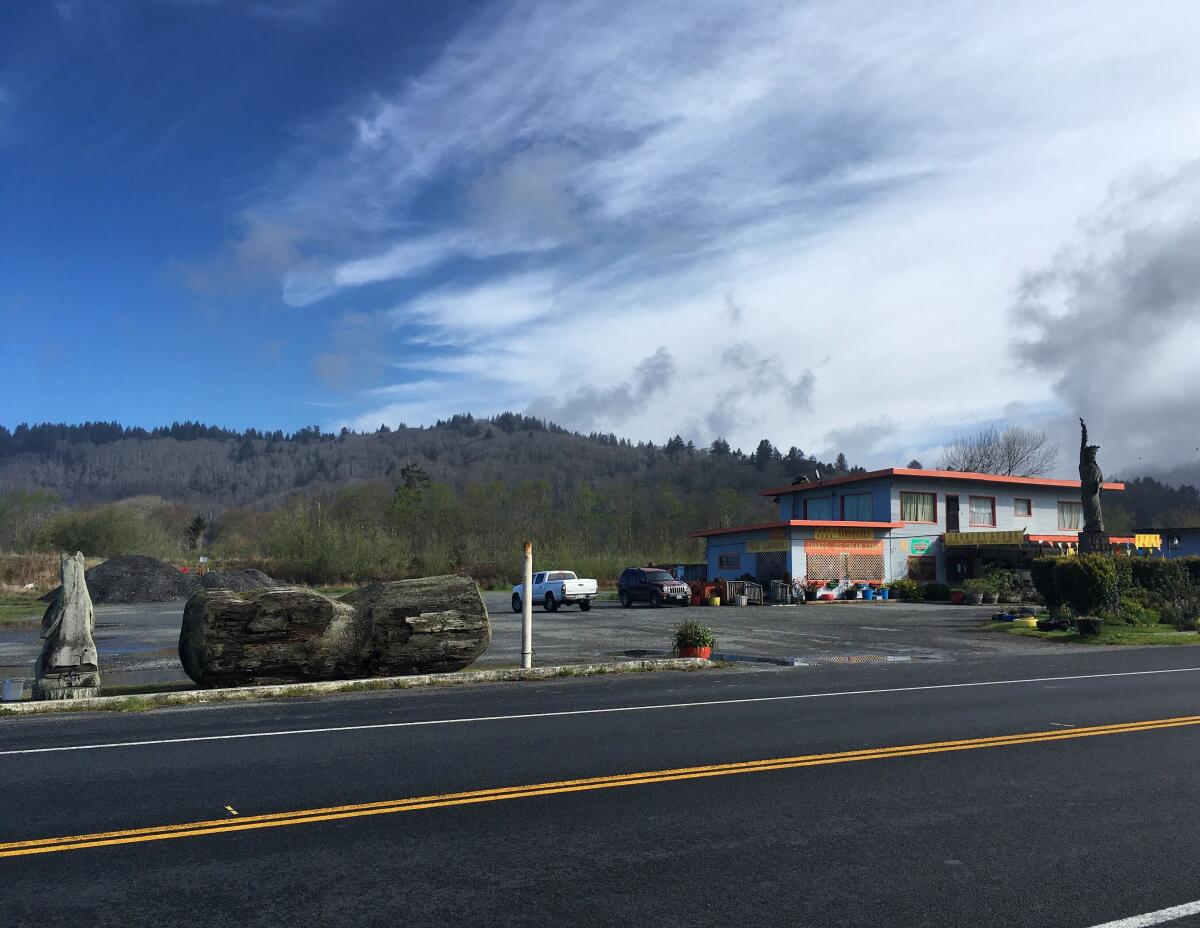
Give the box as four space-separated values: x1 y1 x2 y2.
708 596 721 607
862 588 875 601
736 594 748 607
2 679 24 702
878 588 890 600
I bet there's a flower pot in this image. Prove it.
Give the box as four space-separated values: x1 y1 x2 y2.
985 592 999 604
735 594 748 607
878 588 890 600
950 591 966 605
707 596 721 607
967 592 984 605
862 588 875 600
818 593 835 601
679 646 712 659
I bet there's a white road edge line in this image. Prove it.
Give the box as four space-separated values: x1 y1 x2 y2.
4 666 1200 757
1087 900 1200 927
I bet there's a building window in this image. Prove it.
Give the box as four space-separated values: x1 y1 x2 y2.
1014 498 1032 518
1058 501 1083 531
805 497 834 520
907 556 937 582
718 553 741 569
969 496 997 527
900 491 936 523
841 493 873 521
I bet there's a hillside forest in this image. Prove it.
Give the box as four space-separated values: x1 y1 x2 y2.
0 416 1197 586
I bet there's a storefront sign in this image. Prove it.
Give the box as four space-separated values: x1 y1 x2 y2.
909 537 932 555
806 540 883 554
747 539 790 553
813 527 875 540
1135 533 1162 549
944 530 1026 547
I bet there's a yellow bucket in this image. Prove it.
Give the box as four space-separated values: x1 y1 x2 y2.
1011 617 1039 628
708 596 721 607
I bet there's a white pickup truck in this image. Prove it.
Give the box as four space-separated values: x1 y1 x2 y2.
512 570 599 613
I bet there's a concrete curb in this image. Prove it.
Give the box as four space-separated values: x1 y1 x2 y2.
0 658 716 716
710 651 807 667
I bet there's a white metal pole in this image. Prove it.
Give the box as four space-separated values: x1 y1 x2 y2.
521 540 533 669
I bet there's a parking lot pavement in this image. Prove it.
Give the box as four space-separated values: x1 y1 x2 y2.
478 593 1080 667
0 593 1077 688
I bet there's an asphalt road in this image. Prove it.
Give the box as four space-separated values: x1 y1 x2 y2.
0 595 1077 688
5 646 1200 926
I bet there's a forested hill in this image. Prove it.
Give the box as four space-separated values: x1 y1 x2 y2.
0 417 1194 532
0 415 848 512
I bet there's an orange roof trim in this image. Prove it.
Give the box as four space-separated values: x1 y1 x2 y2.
690 519 902 538
760 467 1125 497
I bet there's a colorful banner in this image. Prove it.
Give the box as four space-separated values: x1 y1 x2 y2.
813 527 875 540
1135 533 1162 549
746 539 790 553
910 537 932 555
944 531 1026 547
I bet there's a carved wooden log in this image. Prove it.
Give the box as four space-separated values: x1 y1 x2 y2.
179 575 490 687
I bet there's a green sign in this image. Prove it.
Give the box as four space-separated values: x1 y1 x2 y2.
910 538 932 555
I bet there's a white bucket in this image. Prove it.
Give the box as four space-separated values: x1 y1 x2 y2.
2 679 24 702
736 594 748 607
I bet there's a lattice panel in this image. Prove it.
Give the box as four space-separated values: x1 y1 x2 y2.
846 553 884 582
756 551 789 582
806 553 845 582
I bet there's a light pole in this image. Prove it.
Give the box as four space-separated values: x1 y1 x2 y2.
522 540 533 669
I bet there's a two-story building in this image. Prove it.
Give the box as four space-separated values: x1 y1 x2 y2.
691 467 1129 589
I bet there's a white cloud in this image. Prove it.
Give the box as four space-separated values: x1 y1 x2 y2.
209 0 1200 472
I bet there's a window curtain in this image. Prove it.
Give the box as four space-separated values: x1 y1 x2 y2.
901 492 935 522
1058 501 1083 530
806 497 834 520
842 494 873 520
969 496 995 526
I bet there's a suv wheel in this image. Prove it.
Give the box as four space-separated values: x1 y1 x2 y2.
511 594 521 613
544 592 559 612
579 600 592 612
619 592 632 608
650 590 662 608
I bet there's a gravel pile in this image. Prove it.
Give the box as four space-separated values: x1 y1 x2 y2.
200 568 277 592
40 555 203 604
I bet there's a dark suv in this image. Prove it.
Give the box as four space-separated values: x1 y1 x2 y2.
618 567 691 607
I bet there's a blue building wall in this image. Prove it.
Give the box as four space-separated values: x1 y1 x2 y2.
1164 528 1200 558
779 478 892 522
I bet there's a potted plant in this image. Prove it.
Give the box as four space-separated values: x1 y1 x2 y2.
674 620 716 659
949 588 966 605
963 579 988 605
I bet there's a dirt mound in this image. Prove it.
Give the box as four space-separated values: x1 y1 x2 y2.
42 555 203 604
200 568 277 592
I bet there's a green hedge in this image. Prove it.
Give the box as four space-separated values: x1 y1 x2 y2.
1030 558 1063 615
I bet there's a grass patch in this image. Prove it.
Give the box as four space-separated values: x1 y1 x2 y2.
0 594 43 625
986 621 1200 646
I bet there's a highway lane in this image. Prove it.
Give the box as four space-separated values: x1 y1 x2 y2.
4 648 1200 926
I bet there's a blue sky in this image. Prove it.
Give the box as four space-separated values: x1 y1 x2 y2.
3 0 1200 476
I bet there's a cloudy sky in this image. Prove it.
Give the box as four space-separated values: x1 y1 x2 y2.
3 0 1199 478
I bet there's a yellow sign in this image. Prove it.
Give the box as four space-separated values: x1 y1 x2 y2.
813 528 874 540
747 539 790 553
944 531 1026 547
1135 533 1162 549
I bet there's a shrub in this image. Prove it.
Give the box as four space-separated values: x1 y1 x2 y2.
1031 558 1064 616
963 579 989 596
983 566 1020 600
674 621 716 650
1054 554 1119 618
1112 556 1134 593
923 582 951 601
1175 556 1200 587
889 578 922 601
1099 600 1160 626
1129 558 1188 601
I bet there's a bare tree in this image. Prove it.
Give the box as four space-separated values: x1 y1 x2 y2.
937 426 1058 477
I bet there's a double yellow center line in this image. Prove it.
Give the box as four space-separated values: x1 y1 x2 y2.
4 713 1198 858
